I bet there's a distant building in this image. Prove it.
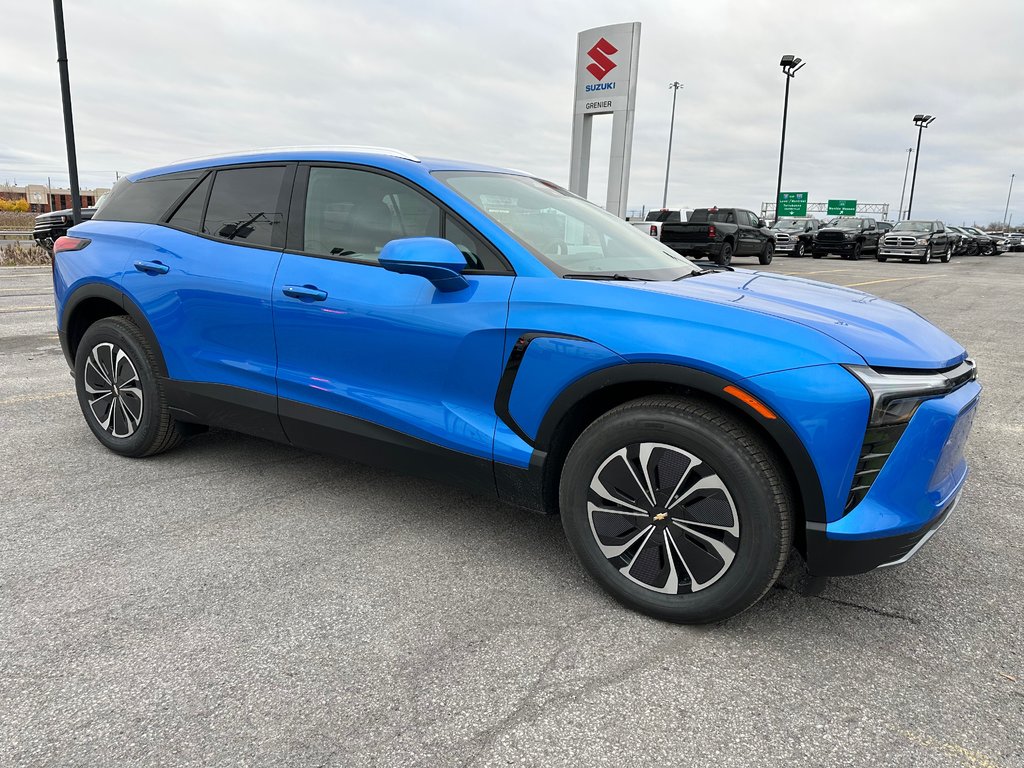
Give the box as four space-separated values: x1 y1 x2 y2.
0 183 111 213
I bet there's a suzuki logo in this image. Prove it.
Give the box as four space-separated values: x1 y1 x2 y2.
586 37 618 81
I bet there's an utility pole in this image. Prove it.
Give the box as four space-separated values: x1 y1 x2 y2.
1004 173 1015 227
52 0 82 225
662 82 683 209
898 148 913 220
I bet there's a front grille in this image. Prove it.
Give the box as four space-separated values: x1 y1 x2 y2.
844 423 908 513
884 235 917 248
817 231 846 243
774 233 791 244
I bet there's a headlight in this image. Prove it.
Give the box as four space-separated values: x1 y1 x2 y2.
844 233 853 240
845 361 977 426
916 237 930 245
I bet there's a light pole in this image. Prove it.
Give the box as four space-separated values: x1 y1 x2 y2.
662 81 684 209
774 55 805 224
52 0 82 225
906 114 935 220
1003 173 1015 227
898 148 913 220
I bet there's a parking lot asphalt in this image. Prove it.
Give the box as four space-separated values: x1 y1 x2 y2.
1 253 1021 767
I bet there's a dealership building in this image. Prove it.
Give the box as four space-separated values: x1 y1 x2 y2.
0 183 110 213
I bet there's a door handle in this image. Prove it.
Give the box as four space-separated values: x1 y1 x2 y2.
282 284 328 302
134 260 169 275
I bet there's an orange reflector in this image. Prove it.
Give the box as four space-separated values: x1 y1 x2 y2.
723 385 777 420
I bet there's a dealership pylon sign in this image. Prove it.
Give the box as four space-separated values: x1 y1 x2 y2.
568 23 641 218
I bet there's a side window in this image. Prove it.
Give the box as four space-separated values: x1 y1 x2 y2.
749 211 761 227
445 215 505 271
203 166 287 247
167 174 212 232
303 167 440 263
92 173 199 224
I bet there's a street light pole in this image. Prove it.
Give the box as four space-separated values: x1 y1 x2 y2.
774 55 805 224
52 0 81 225
898 147 913 220
1003 173 1015 227
906 114 935 220
662 81 683 209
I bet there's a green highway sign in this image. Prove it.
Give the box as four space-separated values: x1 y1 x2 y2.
778 192 808 217
827 199 857 216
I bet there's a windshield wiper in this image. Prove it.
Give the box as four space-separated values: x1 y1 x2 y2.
563 273 652 282
673 269 716 280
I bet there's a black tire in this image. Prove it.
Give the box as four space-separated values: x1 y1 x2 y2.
758 241 773 265
877 256 888 262
74 316 184 458
850 242 863 261
919 249 931 264
901 258 910 262
792 241 805 258
812 252 823 259
559 396 792 624
715 242 733 267
940 243 953 263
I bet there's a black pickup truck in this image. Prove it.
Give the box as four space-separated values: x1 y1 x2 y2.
658 207 773 266
33 204 100 252
811 217 883 260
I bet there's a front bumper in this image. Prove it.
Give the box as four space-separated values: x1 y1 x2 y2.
812 239 856 254
879 246 928 258
804 378 981 577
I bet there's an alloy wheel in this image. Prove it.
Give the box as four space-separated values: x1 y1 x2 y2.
83 342 144 438
587 442 739 594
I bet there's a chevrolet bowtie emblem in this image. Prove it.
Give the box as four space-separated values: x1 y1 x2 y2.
653 512 668 521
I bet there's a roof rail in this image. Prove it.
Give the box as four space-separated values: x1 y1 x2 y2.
176 145 421 164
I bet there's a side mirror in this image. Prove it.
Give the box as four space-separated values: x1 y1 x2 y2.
757 218 767 228
379 237 469 293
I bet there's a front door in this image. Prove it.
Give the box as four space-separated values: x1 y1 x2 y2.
272 165 514 489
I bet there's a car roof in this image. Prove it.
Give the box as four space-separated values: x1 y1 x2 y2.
128 146 527 182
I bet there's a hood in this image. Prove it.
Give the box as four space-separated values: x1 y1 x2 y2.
632 269 966 370
35 207 96 222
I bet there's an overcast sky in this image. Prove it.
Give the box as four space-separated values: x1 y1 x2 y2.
4 0 1022 225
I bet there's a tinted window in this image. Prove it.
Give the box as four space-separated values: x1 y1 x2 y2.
445 215 504 271
203 166 287 247
167 174 211 232
303 167 440 263
93 173 199 224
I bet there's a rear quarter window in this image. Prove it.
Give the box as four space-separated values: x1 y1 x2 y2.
92 173 200 224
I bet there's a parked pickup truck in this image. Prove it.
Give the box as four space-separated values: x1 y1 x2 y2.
655 207 773 266
811 217 883 260
33 202 102 252
630 208 689 241
769 217 820 257
877 220 953 264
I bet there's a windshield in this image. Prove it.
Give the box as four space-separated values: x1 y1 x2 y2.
435 172 699 279
965 227 984 235
831 218 863 228
771 219 808 231
893 221 934 232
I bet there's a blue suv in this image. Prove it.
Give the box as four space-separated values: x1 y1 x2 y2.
53 147 979 623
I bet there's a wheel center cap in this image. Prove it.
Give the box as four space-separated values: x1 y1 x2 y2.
653 511 668 522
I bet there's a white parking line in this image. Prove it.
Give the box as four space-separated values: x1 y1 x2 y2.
844 274 947 288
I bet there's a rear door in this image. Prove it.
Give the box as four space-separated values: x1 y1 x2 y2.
118 164 293 439
271 164 515 482
738 210 760 254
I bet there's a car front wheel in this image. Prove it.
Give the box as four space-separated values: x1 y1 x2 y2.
74 316 184 457
559 396 792 624
759 242 773 265
793 241 805 258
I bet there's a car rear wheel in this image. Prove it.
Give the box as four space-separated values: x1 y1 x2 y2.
715 242 733 266
758 242 773 265
75 316 184 457
559 396 792 624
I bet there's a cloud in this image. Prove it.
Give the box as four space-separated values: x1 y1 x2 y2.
3 0 1021 225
